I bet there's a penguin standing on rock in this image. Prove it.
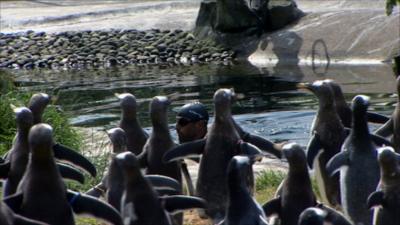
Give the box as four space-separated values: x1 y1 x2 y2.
3 123 123 225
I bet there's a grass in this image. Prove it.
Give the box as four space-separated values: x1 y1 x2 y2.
255 169 286 203
254 169 321 203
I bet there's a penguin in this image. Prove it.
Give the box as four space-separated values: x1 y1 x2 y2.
3 123 123 225
326 95 380 225
297 80 345 208
262 143 317 225
323 80 389 128
138 96 184 225
218 155 269 225
367 147 400 225
0 201 49 225
86 128 181 210
27 93 97 177
233 120 282 159
298 205 353 225
116 151 206 225
116 93 148 155
85 127 128 199
139 96 181 183
164 88 268 221
3 107 84 197
374 76 400 152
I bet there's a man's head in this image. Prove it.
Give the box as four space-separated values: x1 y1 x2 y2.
176 102 209 143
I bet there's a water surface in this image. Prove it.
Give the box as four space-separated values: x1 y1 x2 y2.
5 61 397 147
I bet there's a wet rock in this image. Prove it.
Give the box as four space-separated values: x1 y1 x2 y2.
0 29 236 69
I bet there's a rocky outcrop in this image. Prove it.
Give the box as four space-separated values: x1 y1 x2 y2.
194 0 304 39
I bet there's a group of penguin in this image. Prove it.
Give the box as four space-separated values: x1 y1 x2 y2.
0 76 399 225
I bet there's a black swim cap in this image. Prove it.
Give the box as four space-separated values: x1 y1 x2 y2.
177 102 209 122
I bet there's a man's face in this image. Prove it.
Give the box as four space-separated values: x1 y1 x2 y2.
176 117 206 143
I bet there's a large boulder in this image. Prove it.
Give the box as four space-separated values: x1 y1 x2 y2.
194 0 303 38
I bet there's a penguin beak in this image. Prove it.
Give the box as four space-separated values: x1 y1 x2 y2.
296 82 312 90
167 92 180 102
249 154 263 164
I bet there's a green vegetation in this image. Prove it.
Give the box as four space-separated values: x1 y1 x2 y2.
254 169 321 203
386 0 400 15
255 169 286 202
0 91 82 156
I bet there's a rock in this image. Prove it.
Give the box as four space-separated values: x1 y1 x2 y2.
157 43 167 52
194 0 303 37
267 0 304 31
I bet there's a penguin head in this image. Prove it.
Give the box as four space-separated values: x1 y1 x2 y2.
150 96 170 111
14 107 33 131
213 88 236 119
298 207 326 225
116 93 137 115
323 79 346 104
213 88 236 106
351 95 370 115
297 81 334 105
28 123 54 155
115 151 141 177
397 76 400 95
107 128 127 153
282 143 307 168
227 155 254 191
378 147 400 184
28 93 50 124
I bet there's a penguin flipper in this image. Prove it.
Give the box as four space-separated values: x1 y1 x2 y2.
67 190 122 225
146 174 181 192
326 152 350 176
13 215 49 225
53 143 97 177
3 193 23 213
306 134 323 168
161 195 206 215
370 134 392 147
0 161 10 179
157 189 180 196
85 182 106 198
374 119 394 137
317 203 352 225
238 141 265 161
262 197 281 217
258 215 269 225
57 163 85 184
241 133 282 159
181 161 195 196
367 191 385 209
163 139 206 162
367 112 390 124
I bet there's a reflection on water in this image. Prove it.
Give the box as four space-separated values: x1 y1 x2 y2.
4 61 397 146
